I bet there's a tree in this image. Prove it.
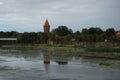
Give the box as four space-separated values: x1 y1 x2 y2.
74 31 81 35
81 28 88 34
95 27 103 34
52 26 73 36
21 32 38 43
105 28 115 37
40 33 49 43
88 27 96 34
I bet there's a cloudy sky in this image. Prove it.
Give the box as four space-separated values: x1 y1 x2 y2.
0 0 120 32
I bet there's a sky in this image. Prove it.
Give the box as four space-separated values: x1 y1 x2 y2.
0 0 120 32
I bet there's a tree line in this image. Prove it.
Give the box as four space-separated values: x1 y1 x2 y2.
0 26 120 44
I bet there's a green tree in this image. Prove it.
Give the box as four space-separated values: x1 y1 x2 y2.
21 32 37 43
88 27 96 34
95 27 103 34
81 28 88 34
105 28 115 37
74 31 81 35
53 26 73 36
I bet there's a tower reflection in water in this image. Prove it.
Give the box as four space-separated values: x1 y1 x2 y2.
43 54 70 65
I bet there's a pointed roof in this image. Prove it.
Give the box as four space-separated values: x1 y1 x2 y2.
44 19 50 27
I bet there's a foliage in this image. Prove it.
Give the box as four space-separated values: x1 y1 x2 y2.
52 26 73 36
105 28 115 37
0 26 120 44
0 31 18 38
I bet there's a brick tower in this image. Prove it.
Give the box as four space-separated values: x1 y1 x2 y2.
44 19 50 33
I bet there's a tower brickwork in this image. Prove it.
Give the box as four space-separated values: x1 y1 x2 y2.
44 19 50 33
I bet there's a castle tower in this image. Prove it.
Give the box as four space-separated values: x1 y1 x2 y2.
44 19 50 33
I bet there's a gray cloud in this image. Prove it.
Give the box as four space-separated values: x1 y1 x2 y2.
0 0 120 32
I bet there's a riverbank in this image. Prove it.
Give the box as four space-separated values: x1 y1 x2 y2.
0 44 120 59
39 45 120 59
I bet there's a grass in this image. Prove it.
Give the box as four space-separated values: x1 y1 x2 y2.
38 45 120 59
99 62 112 66
85 47 120 53
0 44 120 59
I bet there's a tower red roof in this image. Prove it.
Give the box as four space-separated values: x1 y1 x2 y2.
44 19 50 27
43 19 50 33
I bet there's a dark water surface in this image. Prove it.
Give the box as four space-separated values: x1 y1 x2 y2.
0 47 120 80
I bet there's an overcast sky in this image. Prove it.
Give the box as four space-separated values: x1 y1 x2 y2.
0 0 120 32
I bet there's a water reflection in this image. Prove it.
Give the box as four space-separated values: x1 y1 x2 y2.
44 64 50 73
56 61 68 65
0 48 120 67
43 54 50 64
0 47 120 80
43 53 71 65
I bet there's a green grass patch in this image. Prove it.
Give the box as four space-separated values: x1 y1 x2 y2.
85 47 120 53
1 44 120 59
99 62 112 67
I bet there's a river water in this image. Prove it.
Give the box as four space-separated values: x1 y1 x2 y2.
0 47 120 80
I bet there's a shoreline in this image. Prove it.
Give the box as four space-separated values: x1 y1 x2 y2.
0 44 120 59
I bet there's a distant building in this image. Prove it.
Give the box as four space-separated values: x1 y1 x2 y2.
44 19 50 33
0 38 17 41
0 38 17 45
116 31 120 38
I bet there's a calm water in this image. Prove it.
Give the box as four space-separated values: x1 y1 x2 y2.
0 47 120 80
